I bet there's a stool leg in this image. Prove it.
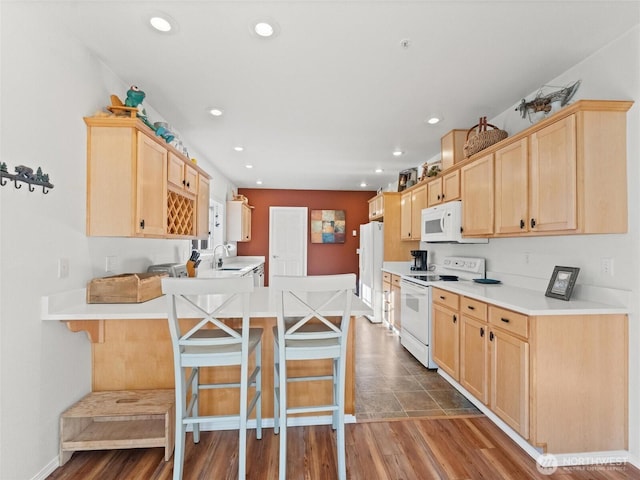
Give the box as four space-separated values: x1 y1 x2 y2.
192 367 200 444
278 356 287 480
336 357 347 480
173 366 187 480
273 340 280 435
239 343 249 479
256 340 263 440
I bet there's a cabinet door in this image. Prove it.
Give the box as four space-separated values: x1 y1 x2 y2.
136 134 167 236
183 163 198 195
495 139 529 234
529 115 577 232
241 203 252 241
461 153 494 236
196 175 210 239
427 178 442 206
400 191 413 240
391 280 401 331
432 303 459 380
490 329 529 438
460 316 488 404
167 153 184 189
411 185 427 240
442 170 460 202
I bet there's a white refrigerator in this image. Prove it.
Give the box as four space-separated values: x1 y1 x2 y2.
359 222 384 323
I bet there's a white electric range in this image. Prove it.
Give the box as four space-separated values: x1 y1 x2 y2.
400 256 486 369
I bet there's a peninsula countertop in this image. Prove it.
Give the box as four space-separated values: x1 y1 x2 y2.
42 286 372 321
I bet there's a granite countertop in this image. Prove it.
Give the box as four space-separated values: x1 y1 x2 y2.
382 262 628 316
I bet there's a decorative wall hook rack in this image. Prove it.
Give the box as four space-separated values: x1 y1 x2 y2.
0 163 54 194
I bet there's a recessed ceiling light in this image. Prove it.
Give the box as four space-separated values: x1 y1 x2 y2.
256 180 263 185
209 108 223 117
255 22 274 37
252 18 279 38
375 168 383 173
426 116 442 125
234 146 244 152
245 164 253 169
360 182 368 188
149 15 173 33
393 150 404 157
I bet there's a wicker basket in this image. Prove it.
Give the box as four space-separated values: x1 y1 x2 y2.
463 117 508 158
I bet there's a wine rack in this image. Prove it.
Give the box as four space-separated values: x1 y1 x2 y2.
167 191 194 236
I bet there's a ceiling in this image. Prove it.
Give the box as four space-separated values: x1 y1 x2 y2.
49 1 639 191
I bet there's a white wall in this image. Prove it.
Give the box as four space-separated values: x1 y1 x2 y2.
0 4 235 479
427 25 640 462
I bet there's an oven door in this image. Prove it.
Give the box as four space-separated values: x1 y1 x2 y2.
400 279 430 343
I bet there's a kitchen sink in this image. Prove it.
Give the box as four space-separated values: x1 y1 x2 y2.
218 267 243 271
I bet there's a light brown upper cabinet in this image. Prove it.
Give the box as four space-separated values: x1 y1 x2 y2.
168 152 198 197
461 153 494 236
463 100 632 238
196 175 210 239
427 170 460 207
401 184 426 240
85 116 211 238
494 138 529 234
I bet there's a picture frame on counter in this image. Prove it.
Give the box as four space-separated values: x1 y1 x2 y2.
545 266 580 301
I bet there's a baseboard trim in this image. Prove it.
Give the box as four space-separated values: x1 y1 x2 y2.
31 457 59 480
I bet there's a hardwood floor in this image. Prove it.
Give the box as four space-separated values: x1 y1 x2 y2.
48 417 640 479
48 318 639 479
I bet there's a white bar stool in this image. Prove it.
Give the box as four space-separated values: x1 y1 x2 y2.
271 273 355 480
162 276 262 480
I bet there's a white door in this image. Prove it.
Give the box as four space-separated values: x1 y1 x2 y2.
269 207 307 285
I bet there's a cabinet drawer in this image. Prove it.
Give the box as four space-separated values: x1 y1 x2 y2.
432 288 459 310
489 306 528 338
382 272 391 283
461 297 487 321
391 274 402 286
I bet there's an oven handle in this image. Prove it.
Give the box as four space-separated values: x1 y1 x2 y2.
400 278 429 293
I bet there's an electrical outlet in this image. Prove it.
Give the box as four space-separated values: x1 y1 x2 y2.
105 255 118 273
600 257 614 276
58 258 69 279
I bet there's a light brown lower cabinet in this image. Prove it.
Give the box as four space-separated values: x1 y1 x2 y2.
390 274 402 331
435 290 628 453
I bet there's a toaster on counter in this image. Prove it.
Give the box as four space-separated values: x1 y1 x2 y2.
147 263 188 278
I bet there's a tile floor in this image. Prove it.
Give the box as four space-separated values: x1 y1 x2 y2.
355 317 482 420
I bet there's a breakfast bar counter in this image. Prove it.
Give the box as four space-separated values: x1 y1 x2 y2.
42 287 372 421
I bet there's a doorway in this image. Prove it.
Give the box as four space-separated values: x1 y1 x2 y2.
268 207 308 285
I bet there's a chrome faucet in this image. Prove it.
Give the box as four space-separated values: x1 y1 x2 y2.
212 243 232 269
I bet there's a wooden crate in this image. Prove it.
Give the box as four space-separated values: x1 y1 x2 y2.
86 273 167 304
59 389 175 465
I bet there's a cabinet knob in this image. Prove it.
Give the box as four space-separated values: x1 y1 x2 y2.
467 305 475 310
480 327 485 337
453 314 457 323
437 194 441 200
140 219 145 229
186 182 190 188
520 219 525 229
530 218 536 228
489 331 495 341
442 194 445 200
500 317 510 323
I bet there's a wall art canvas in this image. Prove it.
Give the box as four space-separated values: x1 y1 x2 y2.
310 209 346 244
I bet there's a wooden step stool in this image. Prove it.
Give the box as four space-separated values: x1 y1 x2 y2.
60 389 175 465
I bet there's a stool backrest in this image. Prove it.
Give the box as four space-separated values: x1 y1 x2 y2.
271 274 356 342
162 276 254 354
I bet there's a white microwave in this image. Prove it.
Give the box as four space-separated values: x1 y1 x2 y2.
421 201 488 243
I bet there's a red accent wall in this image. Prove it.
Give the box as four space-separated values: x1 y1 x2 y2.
237 188 376 285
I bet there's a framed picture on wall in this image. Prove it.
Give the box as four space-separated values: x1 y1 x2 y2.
545 266 580 301
310 209 346 244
